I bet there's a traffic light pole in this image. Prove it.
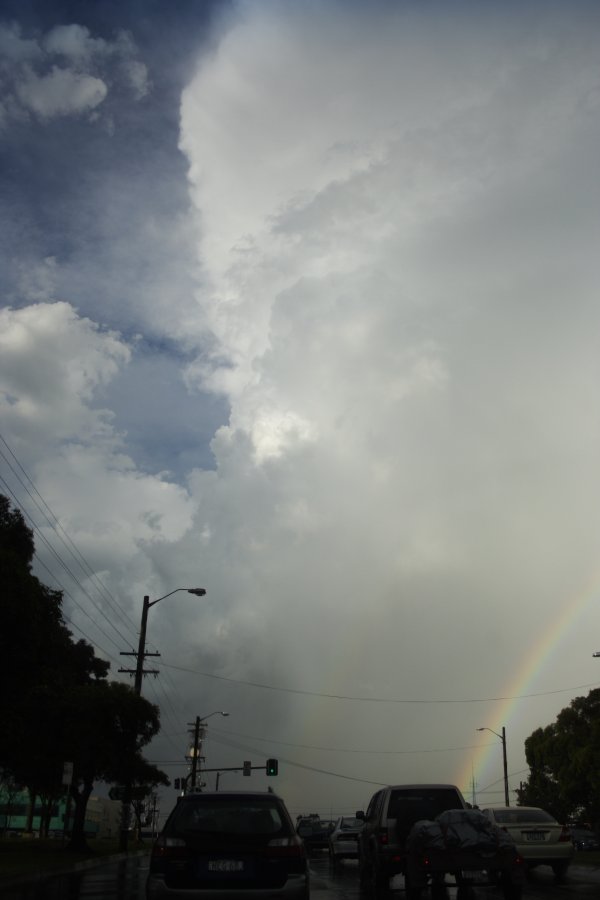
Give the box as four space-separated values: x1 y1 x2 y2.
177 760 279 792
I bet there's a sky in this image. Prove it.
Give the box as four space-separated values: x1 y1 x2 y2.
2 0 600 824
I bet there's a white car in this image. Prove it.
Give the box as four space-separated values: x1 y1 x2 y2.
328 816 363 864
480 805 573 881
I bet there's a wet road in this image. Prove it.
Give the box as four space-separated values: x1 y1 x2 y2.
2 852 600 899
311 855 600 899
0 855 148 899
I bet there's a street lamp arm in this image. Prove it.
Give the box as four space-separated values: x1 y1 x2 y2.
477 726 503 740
148 587 206 608
199 710 230 723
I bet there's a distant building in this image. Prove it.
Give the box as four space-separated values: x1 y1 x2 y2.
0 788 121 838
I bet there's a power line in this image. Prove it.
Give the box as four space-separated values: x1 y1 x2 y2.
0 435 139 646
160 661 600 706
208 727 484 756
0 474 129 658
206 732 388 788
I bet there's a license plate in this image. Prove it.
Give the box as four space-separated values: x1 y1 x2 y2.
525 832 546 841
208 860 244 872
462 870 486 883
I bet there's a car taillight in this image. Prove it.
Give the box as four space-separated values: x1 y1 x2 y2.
266 835 307 857
151 836 189 860
377 829 389 846
559 826 571 843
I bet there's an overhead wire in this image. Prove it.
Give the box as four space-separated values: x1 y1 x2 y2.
1 430 593 794
159 660 600 706
206 727 487 756
203 732 387 788
0 474 126 660
145 677 191 760
0 435 139 649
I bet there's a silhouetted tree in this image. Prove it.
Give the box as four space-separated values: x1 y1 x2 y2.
521 689 600 826
0 496 168 846
64 681 168 851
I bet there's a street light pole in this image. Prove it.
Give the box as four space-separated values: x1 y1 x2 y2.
477 726 510 807
189 711 229 791
118 587 206 851
131 588 206 697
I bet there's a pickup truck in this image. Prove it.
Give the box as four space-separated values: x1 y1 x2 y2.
357 783 524 899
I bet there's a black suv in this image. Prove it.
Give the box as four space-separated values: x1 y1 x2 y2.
296 816 333 855
147 790 310 899
357 783 467 896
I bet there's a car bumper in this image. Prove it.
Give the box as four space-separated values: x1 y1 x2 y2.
517 844 573 866
146 873 309 899
330 840 359 857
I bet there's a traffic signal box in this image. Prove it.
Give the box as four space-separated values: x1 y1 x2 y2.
266 758 278 776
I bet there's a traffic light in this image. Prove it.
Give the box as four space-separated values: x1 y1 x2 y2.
266 758 278 776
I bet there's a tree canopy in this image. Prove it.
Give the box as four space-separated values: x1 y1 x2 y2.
0 494 168 847
520 688 600 826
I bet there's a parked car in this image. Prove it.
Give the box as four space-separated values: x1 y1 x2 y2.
147 791 310 899
480 805 573 881
570 827 600 851
296 815 332 855
328 816 363 864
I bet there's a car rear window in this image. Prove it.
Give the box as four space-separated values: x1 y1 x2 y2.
387 789 463 823
492 808 556 825
340 817 362 829
170 798 288 836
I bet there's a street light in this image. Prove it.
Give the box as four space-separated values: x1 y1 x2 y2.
477 725 510 807
119 587 206 851
189 711 229 790
132 588 206 694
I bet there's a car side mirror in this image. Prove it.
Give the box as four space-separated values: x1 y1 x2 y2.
356 810 364 820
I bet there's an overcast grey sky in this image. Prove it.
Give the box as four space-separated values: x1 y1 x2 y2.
2 0 600 820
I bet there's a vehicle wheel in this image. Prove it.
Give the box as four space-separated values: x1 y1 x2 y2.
501 884 522 900
552 862 569 883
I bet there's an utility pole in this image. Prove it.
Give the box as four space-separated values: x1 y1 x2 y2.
501 726 509 807
476 725 510 807
118 595 159 851
185 712 229 791
189 717 204 791
117 588 206 852
119 595 160 690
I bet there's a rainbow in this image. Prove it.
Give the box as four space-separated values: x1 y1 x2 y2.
459 579 600 804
